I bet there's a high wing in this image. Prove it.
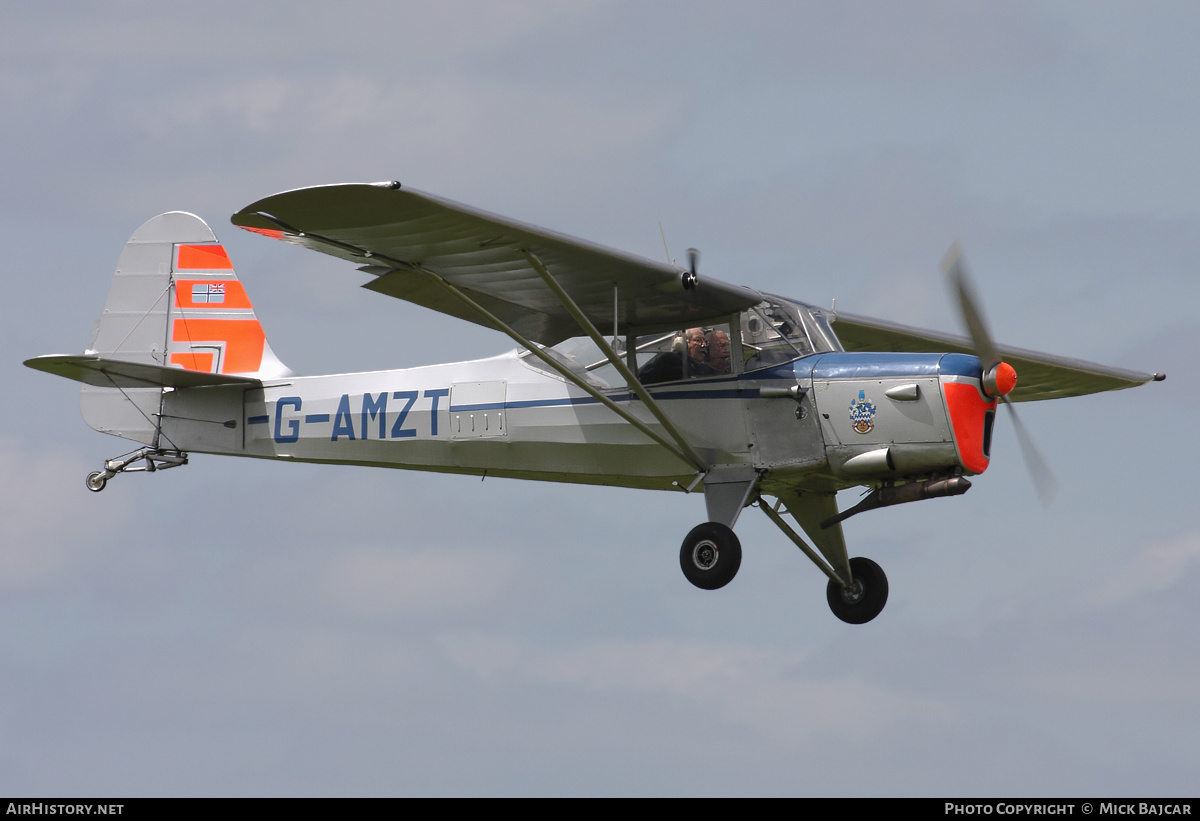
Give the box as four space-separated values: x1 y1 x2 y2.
832 311 1159 402
232 182 763 346
231 182 1159 401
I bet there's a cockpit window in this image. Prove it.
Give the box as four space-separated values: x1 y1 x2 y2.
520 299 837 388
635 323 733 385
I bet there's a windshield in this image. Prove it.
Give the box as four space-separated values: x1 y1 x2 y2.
740 297 842 370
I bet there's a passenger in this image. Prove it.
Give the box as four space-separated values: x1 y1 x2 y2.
705 330 731 374
685 327 716 378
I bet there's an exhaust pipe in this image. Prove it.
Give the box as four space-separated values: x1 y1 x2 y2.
820 475 972 529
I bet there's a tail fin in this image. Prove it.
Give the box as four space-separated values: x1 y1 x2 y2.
27 211 289 445
88 211 289 379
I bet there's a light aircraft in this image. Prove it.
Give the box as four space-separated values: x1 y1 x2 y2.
25 182 1165 623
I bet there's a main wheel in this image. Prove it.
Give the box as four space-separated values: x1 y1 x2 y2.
826 556 888 624
680 522 742 590
86 471 108 493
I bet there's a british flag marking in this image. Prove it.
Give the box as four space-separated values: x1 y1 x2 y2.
191 283 226 304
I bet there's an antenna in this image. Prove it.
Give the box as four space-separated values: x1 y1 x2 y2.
658 222 674 266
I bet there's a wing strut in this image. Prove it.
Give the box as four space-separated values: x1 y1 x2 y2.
242 212 708 473
417 265 706 474
521 251 708 473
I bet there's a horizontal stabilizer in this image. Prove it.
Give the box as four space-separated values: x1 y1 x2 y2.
24 354 261 389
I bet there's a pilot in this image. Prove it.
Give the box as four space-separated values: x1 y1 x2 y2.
638 327 715 383
705 329 731 375
684 327 718 378
685 327 712 377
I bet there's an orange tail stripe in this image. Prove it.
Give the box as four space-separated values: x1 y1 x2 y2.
171 318 265 374
177 244 234 270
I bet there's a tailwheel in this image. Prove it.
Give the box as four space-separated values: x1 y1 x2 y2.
680 522 742 590
83 447 188 492
827 556 888 624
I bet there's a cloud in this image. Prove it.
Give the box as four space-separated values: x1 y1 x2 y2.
0 436 129 587
135 71 668 163
142 77 292 139
440 633 523 678
321 544 514 617
537 639 951 743
1087 531 1200 608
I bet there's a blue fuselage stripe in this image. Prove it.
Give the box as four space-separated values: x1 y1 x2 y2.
449 403 507 412
251 351 980 423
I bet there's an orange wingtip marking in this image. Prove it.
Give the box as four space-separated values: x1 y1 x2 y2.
170 352 216 372
239 225 286 240
177 244 234 270
171 317 265 374
175 280 254 309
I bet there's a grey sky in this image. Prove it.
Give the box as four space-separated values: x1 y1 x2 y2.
2 1 1196 796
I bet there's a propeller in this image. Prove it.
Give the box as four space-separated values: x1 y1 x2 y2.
941 244 1059 506
682 248 699 290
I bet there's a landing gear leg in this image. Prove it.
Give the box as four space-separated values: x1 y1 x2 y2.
757 495 890 624
680 522 742 590
84 447 188 492
826 557 888 624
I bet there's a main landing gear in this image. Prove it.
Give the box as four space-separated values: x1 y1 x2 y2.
678 498 889 624
85 447 187 492
680 522 742 590
825 557 888 624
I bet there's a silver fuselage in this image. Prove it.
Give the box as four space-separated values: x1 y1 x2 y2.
156 348 988 494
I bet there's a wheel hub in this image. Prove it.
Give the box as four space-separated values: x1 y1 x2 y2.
692 540 718 571
839 579 865 604
679 523 742 591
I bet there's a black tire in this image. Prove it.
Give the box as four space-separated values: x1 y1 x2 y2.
826 556 888 624
680 522 742 590
86 471 107 493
